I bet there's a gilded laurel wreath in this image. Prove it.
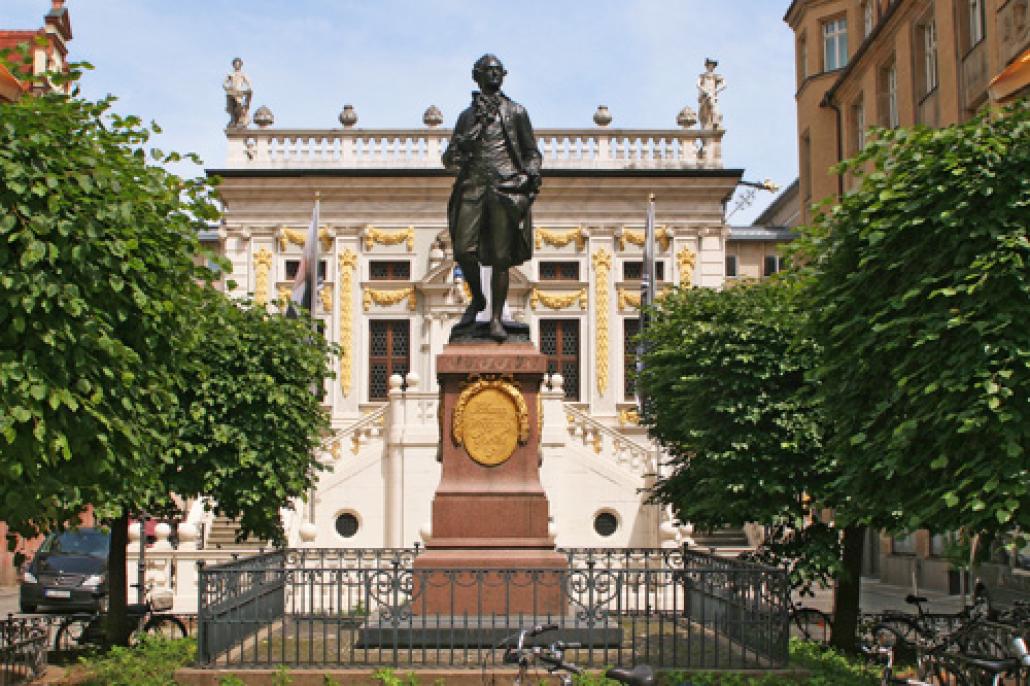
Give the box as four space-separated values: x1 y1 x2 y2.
452 378 530 466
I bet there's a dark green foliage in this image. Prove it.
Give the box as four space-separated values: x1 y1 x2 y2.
0 83 219 534
167 289 333 543
800 102 1030 536
639 280 839 590
76 636 195 686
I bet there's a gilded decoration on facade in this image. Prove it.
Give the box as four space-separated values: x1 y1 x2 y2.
363 225 415 252
452 378 529 467
530 287 588 311
338 249 357 396
676 246 697 282
363 286 416 312
535 226 586 251
276 285 291 312
277 226 332 252
592 249 612 395
618 408 640 426
319 284 333 314
617 226 672 252
253 248 273 307
618 287 671 310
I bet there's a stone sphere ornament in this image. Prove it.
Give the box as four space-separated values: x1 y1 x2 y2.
677 106 698 128
423 105 444 127
253 105 274 127
339 104 358 128
593 105 613 127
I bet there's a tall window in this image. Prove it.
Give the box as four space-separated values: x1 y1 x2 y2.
822 17 848 71
622 261 665 281
879 59 899 128
623 318 640 400
369 261 411 280
920 19 939 95
368 320 409 401
539 320 580 401
969 0 985 46
725 254 738 278
539 261 580 281
862 0 875 38
764 255 783 277
852 97 866 153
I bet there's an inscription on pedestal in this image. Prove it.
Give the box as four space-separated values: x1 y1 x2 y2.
452 379 528 466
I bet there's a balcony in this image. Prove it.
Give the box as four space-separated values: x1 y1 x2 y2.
224 126 725 171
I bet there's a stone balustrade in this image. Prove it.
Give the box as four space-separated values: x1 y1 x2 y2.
225 127 724 170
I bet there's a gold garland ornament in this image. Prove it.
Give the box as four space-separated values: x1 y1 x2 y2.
530 287 588 310
617 287 672 310
253 248 273 307
617 226 672 252
363 225 415 252
592 249 612 395
535 226 586 251
363 286 416 312
452 378 530 466
338 250 358 396
278 226 333 252
676 246 697 283
320 284 333 314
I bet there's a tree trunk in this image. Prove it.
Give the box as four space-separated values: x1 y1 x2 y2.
829 524 865 653
105 512 134 647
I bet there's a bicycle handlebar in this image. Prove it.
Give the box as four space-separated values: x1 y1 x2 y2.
537 650 583 675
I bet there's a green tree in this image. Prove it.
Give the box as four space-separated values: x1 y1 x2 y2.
801 103 1030 540
166 288 333 543
638 279 864 650
0 67 335 643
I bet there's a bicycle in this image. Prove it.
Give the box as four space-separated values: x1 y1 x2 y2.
789 597 833 643
53 591 187 650
495 623 657 686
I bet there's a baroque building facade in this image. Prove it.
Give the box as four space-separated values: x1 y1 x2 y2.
200 67 790 555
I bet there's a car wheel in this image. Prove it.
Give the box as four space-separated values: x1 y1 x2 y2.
19 601 37 614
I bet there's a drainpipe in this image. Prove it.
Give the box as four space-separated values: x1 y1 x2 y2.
825 97 845 199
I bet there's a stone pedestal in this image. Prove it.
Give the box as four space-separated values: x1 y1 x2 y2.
414 342 567 616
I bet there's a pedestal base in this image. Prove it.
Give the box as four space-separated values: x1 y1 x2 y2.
412 549 568 616
356 613 622 648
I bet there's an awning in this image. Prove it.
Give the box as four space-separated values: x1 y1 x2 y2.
989 48 1030 104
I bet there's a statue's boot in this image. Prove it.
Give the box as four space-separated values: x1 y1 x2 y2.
488 317 508 342
457 295 486 328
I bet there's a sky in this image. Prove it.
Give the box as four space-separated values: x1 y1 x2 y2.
3 0 799 224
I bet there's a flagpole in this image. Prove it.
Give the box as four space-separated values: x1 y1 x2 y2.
308 191 320 333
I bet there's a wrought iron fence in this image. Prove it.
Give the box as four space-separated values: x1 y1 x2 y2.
0 615 48 686
196 547 788 670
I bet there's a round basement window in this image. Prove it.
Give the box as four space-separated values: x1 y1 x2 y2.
593 511 619 537
335 512 359 539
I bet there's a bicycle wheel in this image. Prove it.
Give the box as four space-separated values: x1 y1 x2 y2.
53 617 92 651
141 614 187 640
792 607 832 643
877 616 921 665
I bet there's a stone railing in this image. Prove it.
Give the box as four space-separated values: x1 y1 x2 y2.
562 394 656 476
337 404 387 458
225 126 724 170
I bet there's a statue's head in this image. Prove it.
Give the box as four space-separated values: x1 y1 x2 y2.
232 57 243 70
704 58 718 71
472 54 506 92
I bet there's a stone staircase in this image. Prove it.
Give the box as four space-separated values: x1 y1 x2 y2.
691 526 752 557
205 515 268 550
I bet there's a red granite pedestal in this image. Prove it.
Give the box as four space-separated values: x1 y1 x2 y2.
413 342 567 616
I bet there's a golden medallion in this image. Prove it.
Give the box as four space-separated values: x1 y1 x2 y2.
453 379 529 467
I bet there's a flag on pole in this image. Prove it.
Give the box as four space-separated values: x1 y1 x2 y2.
635 193 656 415
288 194 320 325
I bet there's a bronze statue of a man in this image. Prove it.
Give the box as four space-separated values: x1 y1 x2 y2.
444 54 542 342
